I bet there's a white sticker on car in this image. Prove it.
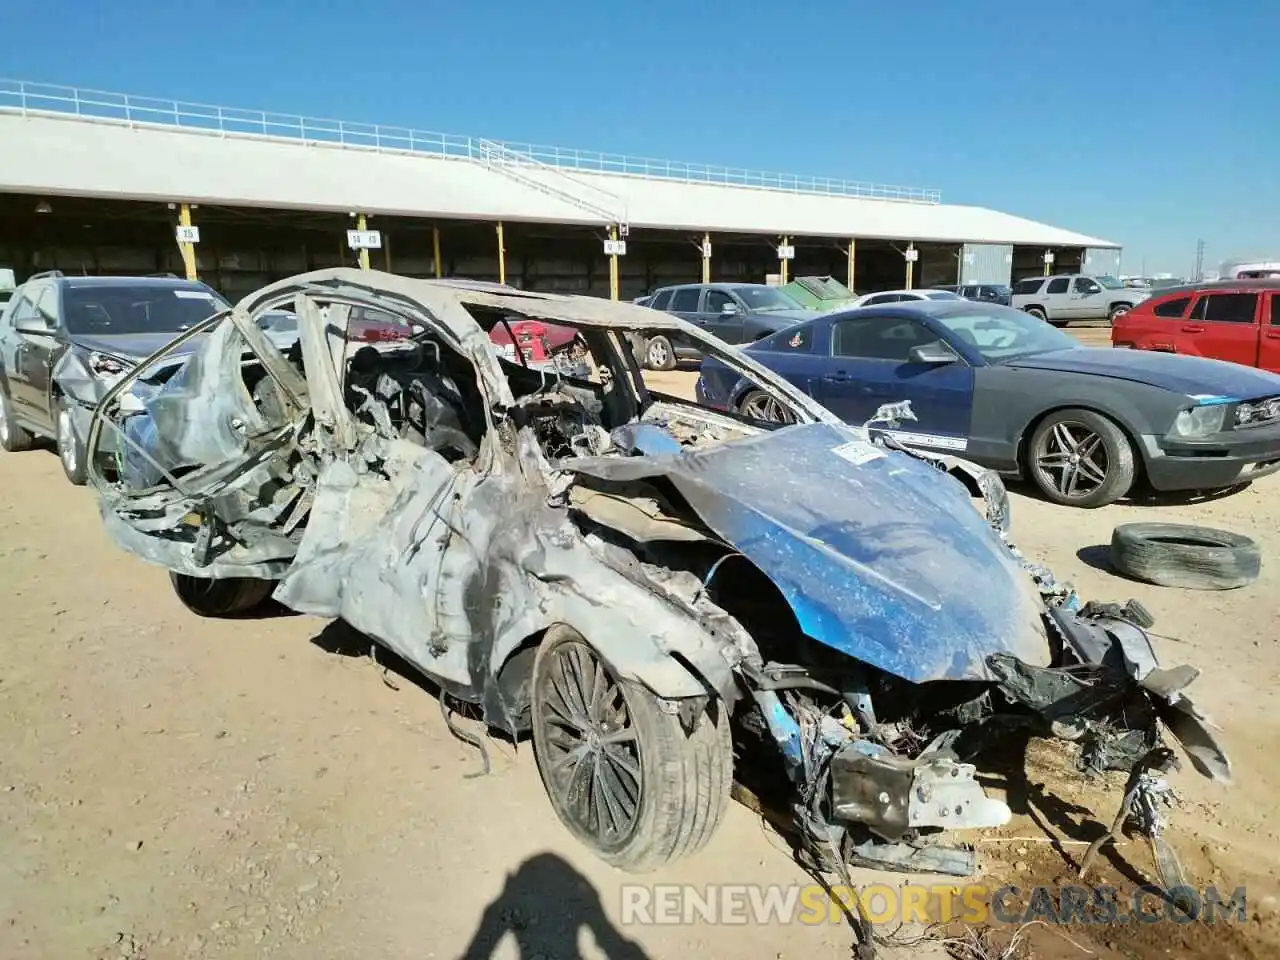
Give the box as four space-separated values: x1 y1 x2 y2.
173 290 217 300
882 430 968 451
831 441 886 466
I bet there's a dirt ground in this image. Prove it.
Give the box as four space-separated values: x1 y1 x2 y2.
2 330 1278 959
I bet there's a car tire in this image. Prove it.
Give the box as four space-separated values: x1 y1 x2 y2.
530 626 732 873
55 397 87 486
737 389 795 425
1024 306 1048 321
0 390 34 453
1027 408 1135 507
1108 303 1132 323
643 335 677 371
169 572 276 617
1110 522 1260 590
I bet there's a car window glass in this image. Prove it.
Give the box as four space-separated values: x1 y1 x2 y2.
1073 278 1101 294
1046 278 1069 294
669 288 701 312
1272 295 1280 326
705 289 735 313
35 287 59 327
1013 278 1043 295
770 325 814 353
832 317 934 361
9 292 39 327
1192 293 1258 324
1152 296 1192 318
650 289 673 310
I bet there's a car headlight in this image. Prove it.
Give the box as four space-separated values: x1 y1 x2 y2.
1170 403 1228 438
1234 396 1280 427
89 351 133 377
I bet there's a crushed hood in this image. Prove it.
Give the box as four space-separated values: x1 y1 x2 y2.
567 422 1050 683
1006 347 1280 399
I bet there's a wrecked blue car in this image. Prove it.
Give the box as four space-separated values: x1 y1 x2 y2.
84 270 1229 912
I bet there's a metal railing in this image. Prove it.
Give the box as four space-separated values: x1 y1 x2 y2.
0 79 942 204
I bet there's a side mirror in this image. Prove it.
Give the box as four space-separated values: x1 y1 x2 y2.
908 341 958 364
720 302 739 315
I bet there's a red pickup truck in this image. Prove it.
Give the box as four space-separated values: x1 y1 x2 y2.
1112 279 1280 372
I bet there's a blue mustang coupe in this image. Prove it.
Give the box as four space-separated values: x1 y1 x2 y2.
695 299 1280 507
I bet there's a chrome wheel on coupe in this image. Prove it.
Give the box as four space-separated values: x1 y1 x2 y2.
1028 408 1135 508
530 626 732 871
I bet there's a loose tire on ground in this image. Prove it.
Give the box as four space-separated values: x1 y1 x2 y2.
1027 407 1136 508
530 626 732 872
1110 523 1261 590
643 335 677 371
170 573 276 617
0 390 34 452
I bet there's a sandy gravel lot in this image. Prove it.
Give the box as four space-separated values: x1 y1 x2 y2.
1 328 1276 960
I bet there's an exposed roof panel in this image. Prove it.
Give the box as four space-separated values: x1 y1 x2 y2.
0 111 1119 249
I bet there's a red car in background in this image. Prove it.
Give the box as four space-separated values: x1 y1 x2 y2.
1113 278 1280 372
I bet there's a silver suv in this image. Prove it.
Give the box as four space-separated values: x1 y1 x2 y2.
1010 274 1148 326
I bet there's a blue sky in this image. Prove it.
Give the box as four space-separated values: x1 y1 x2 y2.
2 0 1276 275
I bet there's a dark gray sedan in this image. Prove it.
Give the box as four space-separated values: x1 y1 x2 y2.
697 300 1280 507
633 282 813 370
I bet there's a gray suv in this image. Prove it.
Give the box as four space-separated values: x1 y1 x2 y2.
0 271 229 484
1010 274 1148 326
635 282 810 369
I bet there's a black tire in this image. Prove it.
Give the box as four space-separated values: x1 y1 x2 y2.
643 335 677 371
0 390 34 452
1026 408 1136 507
54 397 87 486
1108 303 1132 323
1024 305 1048 321
737 389 796 425
1110 523 1261 590
530 626 732 872
170 572 276 617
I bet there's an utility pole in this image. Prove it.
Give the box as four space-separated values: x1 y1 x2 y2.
1193 239 1206 282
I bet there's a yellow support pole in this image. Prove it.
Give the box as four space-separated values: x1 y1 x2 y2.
780 236 790 284
356 213 371 271
1043 249 1053 276
905 243 915 290
701 232 711 284
847 238 856 291
608 225 620 301
177 203 197 281
384 230 392 273
432 226 442 278
496 221 506 286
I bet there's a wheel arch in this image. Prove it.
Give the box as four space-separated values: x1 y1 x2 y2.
1015 402 1148 479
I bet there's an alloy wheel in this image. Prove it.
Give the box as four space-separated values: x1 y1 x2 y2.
537 639 643 847
1034 420 1109 500
741 391 795 424
57 406 77 476
646 338 671 369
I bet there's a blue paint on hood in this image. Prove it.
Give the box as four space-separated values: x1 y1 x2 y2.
567 422 1050 684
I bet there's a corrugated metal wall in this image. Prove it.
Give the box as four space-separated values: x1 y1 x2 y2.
1083 248 1122 277
959 243 1013 285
